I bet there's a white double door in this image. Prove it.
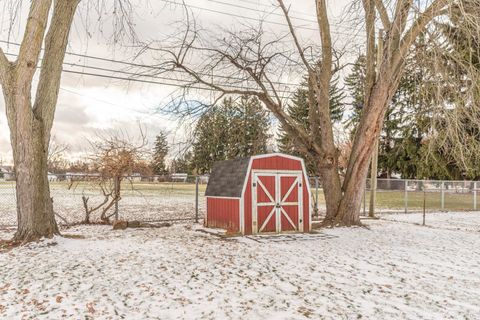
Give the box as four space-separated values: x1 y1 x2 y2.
252 172 303 234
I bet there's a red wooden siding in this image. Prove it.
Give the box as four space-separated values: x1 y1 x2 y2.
206 198 240 232
251 155 303 171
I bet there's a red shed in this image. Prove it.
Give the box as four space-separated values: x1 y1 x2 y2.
205 153 311 235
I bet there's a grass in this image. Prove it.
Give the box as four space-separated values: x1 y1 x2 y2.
1 181 476 212
312 189 476 212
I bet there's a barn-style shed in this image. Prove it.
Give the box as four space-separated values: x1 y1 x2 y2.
205 153 311 235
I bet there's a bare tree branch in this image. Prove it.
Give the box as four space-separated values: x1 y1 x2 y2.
0 47 11 86
33 0 79 147
394 0 449 69
15 0 51 80
375 0 391 29
277 0 312 71
362 0 376 110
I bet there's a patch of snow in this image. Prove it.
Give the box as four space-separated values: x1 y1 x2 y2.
1 214 480 319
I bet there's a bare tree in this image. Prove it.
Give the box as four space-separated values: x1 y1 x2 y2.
0 0 79 241
88 128 148 223
0 0 137 241
144 0 464 226
81 183 112 224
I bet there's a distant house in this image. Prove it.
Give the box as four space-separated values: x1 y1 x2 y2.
171 173 188 183
126 173 142 182
48 172 59 182
0 166 15 181
65 172 100 181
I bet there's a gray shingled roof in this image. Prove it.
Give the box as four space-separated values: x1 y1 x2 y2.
205 157 251 198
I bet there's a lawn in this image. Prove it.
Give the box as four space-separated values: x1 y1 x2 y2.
1 212 479 319
1 181 477 227
312 189 476 212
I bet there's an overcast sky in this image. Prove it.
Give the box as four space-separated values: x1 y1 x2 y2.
0 0 365 165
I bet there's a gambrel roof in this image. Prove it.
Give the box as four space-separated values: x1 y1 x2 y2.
205 157 251 198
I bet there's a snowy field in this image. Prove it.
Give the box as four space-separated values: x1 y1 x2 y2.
1 212 480 319
380 211 480 232
0 182 206 226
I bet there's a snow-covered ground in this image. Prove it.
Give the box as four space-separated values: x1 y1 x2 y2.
1 213 480 319
380 211 480 232
0 184 205 226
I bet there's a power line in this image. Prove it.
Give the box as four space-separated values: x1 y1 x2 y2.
3 51 301 95
235 0 316 18
199 0 348 28
0 40 302 87
159 0 366 38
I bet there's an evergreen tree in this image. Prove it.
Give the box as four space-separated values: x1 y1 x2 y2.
151 131 170 175
277 78 345 175
344 55 367 132
345 51 432 179
192 95 271 173
227 95 271 158
170 152 194 175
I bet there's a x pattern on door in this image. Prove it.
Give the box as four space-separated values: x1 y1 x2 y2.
253 172 303 233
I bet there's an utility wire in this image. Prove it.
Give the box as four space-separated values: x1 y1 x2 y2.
159 0 366 38
236 0 317 18
0 40 301 87
200 0 349 28
3 51 300 95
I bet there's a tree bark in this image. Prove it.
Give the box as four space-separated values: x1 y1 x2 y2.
317 160 342 223
12 113 58 241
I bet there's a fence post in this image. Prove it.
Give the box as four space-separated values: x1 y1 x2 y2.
314 176 319 217
474 182 477 211
441 181 445 210
195 176 199 223
422 189 426 226
363 179 367 216
114 177 119 221
404 179 408 214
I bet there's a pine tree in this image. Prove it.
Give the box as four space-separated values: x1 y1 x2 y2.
151 131 170 175
192 95 271 173
227 95 271 158
170 152 194 175
277 78 345 175
344 55 367 132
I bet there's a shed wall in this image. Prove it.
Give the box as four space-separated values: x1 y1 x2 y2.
206 197 240 232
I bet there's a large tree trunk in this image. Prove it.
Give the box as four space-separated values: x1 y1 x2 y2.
13 117 58 241
317 156 342 224
334 72 397 225
3 83 59 241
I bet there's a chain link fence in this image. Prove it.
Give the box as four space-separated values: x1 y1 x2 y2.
1 175 479 227
361 178 479 214
0 175 207 227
